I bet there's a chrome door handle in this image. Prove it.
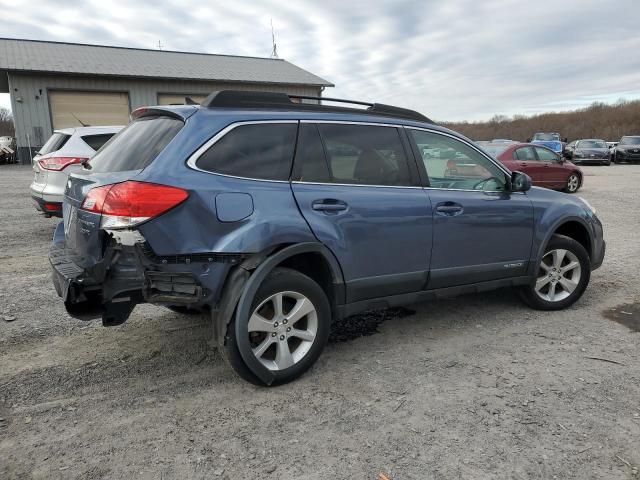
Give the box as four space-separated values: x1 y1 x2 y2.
312 200 348 213
435 202 463 216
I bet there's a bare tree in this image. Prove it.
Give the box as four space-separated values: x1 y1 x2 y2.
0 108 14 137
441 100 640 142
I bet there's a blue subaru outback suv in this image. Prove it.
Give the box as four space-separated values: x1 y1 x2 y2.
50 91 605 385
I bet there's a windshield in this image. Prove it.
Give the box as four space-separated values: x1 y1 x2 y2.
482 145 509 157
533 133 560 142
88 116 183 173
620 136 640 145
577 140 606 149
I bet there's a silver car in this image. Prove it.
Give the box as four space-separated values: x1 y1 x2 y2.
30 126 122 216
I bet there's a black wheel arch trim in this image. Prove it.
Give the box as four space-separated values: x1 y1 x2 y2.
217 242 344 385
532 215 593 275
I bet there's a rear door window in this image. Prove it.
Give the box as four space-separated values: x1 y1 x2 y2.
81 133 116 152
514 147 536 161
89 116 183 173
316 124 412 186
39 133 71 155
196 123 297 181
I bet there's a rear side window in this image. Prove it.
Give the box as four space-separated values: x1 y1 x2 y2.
196 123 297 181
317 124 412 186
81 133 116 151
89 116 183 173
39 133 70 155
514 147 536 160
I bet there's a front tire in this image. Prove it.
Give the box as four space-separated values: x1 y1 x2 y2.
519 234 591 311
221 268 331 386
564 173 581 193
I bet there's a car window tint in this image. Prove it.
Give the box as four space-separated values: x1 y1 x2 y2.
39 133 70 155
317 124 411 186
81 133 116 152
515 147 536 161
409 129 507 191
197 123 297 181
89 116 183 173
534 147 559 161
294 124 330 183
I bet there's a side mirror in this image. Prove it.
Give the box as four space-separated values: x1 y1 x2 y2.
563 138 568 143
511 171 532 192
526 138 531 143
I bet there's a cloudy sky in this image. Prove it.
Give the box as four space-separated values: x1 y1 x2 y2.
1 0 639 121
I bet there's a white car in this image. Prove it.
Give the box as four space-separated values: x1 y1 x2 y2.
30 126 122 216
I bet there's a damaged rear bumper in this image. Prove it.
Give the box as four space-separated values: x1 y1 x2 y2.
50 226 210 326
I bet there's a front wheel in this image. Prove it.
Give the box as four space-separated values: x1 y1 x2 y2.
564 173 581 193
518 234 591 310
221 267 331 386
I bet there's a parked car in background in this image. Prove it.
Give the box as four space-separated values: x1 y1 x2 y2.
482 142 582 193
491 138 517 144
612 135 640 163
30 126 122 217
563 139 611 165
50 91 604 385
528 132 566 155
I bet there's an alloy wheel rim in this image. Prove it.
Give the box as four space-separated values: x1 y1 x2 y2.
567 175 579 192
247 291 318 371
535 249 581 302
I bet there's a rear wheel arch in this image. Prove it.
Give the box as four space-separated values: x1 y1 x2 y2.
231 242 344 385
212 243 345 372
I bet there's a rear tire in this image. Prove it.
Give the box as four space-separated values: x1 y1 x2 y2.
221 267 331 386
518 234 590 311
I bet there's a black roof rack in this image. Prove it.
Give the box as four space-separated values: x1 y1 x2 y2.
200 90 433 123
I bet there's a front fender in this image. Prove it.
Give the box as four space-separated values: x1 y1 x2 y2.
529 201 598 276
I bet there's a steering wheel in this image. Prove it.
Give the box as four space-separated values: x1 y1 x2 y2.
472 176 502 191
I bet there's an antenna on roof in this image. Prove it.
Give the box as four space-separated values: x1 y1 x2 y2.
270 19 279 59
157 40 163 50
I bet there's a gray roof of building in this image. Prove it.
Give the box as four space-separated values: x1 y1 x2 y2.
0 38 333 87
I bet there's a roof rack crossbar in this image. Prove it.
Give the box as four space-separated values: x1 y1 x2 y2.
200 90 433 124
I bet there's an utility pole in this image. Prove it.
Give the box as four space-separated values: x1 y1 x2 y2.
157 40 164 50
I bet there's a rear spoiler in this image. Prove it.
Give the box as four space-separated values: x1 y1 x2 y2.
131 105 198 122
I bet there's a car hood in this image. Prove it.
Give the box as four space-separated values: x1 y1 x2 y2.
531 140 562 151
575 148 609 155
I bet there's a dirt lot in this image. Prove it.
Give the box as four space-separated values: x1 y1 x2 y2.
1 165 639 479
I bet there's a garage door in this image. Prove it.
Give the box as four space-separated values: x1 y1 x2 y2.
157 93 208 105
49 91 130 129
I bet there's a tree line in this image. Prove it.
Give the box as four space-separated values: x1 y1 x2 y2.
0 108 14 137
441 99 640 142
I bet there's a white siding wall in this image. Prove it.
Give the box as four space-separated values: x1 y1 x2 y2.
8 72 322 161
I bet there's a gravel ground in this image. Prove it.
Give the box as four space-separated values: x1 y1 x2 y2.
1 164 639 480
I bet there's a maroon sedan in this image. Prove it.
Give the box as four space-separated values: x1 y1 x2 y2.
482 143 583 193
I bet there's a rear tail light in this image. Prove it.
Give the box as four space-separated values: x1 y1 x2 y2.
37 156 88 171
81 181 189 229
44 202 62 212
